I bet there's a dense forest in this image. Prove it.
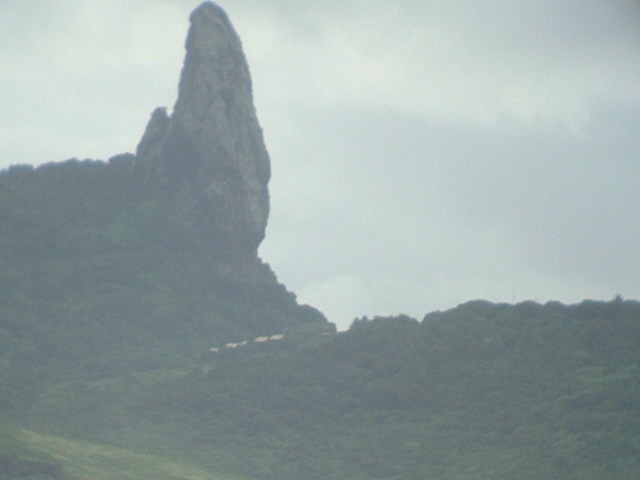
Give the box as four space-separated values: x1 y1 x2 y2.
0 158 325 413
21 300 639 480
1 159 639 479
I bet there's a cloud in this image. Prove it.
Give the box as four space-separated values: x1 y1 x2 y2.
238 0 640 135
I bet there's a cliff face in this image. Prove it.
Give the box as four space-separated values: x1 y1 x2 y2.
137 1 270 273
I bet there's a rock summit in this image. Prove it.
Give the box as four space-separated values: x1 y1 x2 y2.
136 1 270 273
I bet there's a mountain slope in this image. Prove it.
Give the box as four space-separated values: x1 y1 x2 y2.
0 1 330 416
20 299 640 480
2 2 639 479
0 424 61 480
21 429 246 480
0 157 326 417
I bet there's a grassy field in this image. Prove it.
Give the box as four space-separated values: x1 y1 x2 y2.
22 429 246 480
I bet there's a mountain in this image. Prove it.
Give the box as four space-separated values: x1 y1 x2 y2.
0 0 327 414
1 2 639 480
136 1 270 273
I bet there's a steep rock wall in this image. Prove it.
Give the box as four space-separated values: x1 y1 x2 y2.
137 2 270 273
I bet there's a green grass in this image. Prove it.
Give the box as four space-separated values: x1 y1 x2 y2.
22 430 248 480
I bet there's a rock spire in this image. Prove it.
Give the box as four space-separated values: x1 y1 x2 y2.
136 1 270 273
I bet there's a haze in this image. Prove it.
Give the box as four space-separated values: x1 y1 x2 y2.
1 1 639 330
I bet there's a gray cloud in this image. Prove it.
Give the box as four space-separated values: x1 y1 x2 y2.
2 1 639 330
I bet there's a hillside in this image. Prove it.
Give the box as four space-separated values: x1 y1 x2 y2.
1 2 639 479
0 424 61 480
0 425 247 480
0 0 328 419
1 159 638 480
0 157 326 417
17 299 640 480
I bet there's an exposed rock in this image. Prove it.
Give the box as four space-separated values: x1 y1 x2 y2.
136 1 270 273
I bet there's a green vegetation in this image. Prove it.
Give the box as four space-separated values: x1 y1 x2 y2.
16 300 640 480
21 430 244 480
0 158 325 415
0 423 61 480
1 159 639 479
0 424 245 480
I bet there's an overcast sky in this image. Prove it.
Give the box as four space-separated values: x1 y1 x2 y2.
2 1 639 330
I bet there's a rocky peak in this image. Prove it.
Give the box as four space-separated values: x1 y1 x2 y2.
136 1 270 274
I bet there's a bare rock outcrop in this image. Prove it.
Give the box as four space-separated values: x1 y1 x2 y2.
136 1 270 273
